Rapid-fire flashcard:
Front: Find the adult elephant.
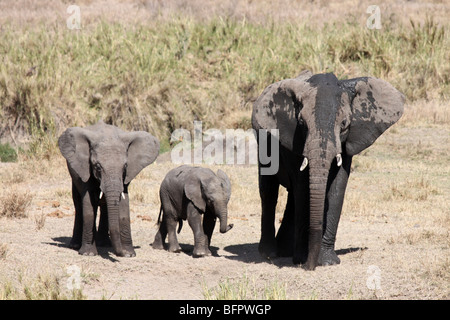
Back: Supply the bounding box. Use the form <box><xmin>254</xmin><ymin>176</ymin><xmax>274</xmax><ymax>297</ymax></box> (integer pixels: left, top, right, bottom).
<box><xmin>59</xmin><ymin>120</ymin><xmax>160</xmax><ymax>257</ymax></box>
<box><xmin>252</xmin><ymin>71</ymin><xmax>404</xmax><ymax>270</ymax></box>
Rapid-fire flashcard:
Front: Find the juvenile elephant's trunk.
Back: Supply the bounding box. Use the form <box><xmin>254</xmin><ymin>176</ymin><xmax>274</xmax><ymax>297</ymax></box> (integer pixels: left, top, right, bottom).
<box><xmin>105</xmin><ymin>188</ymin><xmax>123</xmax><ymax>256</ymax></box>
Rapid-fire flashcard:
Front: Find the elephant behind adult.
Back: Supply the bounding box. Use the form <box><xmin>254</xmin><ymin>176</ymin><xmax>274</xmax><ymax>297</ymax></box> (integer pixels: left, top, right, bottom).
<box><xmin>59</xmin><ymin>120</ymin><xmax>160</xmax><ymax>257</ymax></box>
<box><xmin>252</xmin><ymin>70</ymin><xmax>404</xmax><ymax>270</ymax></box>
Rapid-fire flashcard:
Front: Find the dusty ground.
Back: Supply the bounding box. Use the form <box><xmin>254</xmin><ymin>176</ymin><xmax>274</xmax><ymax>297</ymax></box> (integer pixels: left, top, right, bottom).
<box><xmin>0</xmin><ymin>101</ymin><xmax>449</xmax><ymax>300</ymax></box>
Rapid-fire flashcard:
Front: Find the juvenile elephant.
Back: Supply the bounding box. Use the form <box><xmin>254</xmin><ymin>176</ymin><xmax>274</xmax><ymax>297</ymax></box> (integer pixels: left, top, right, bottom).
<box><xmin>59</xmin><ymin>120</ymin><xmax>159</xmax><ymax>257</ymax></box>
<box><xmin>152</xmin><ymin>165</ymin><xmax>233</xmax><ymax>257</ymax></box>
<box><xmin>252</xmin><ymin>71</ymin><xmax>405</xmax><ymax>270</ymax></box>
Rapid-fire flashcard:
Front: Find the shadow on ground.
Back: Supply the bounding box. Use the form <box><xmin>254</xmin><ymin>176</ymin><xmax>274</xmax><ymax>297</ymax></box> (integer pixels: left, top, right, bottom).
<box><xmin>47</xmin><ymin>237</ymin><xmax>141</xmax><ymax>262</ymax></box>
<box><xmin>223</xmin><ymin>243</ymin><xmax>368</xmax><ymax>267</ymax></box>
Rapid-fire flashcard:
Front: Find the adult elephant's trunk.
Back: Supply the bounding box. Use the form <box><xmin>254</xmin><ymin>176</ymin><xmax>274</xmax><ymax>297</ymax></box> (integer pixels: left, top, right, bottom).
<box><xmin>105</xmin><ymin>187</ymin><xmax>124</xmax><ymax>257</ymax></box>
<box><xmin>304</xmin><ymin>156</ymin><xmax>332</xmax><ymax>270</ymax></box>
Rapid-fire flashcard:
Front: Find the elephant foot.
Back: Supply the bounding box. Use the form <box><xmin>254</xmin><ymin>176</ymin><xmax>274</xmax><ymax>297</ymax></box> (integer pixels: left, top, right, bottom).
<box><xmin>69</xmin><ymin>240</ymin><xmax>81</xmax><ymax>250</ymax></box>
<box><xmin>258</xmin><ymin>238</ymin><xmax>278</xmax><ymax>259</ymax></box>
<box><xmin>152</xmin><ymin>233</ymin><xmax>166</xmax><ymax>250</ymax></box>
<box><xmin>168</xmin><ymin>244</ymin><xmax>182</xmax><ymax>253</ymax></box>
<box><xmin>78</xmin><ymin>244</ymin><xmax>98</xmax><ymax>256</ymax></box>
<box><xmin>318</xmin><ymin>247</ymin><xmax>341</xmax><ymax>266</ymax></box>
<box><xmin>301</xmin><ymin>259</ymin><xmax>318</xmax><ymax>271</ymax></box>
<box><xmin>193</xmin><ymin>247</ymin><xmax>211</xmax><ymax>258</ymax></box>
<box><xmin>121</xmin><ymin>246</ymin><xmax>136</xmax><ymax>258</ymax></box>
<box><xmin>152</xmin><ymin>241</ymin><xmax>165</xmax><ymax>250</ymax></box>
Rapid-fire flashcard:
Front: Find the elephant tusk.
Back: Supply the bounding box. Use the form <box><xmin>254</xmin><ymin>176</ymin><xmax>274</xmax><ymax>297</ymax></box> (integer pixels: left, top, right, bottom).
<box><xmin>99</xmin><ymin>191</ymin><xmax>103</xmax><ymax>199</ymax></box>
<box><xmin>121</xmin><ymin>192</ymin><xmax>125</xmax><ymax>200</ymax></box>
<box><xmin>300</xmin><ymin>157</ymin><xmax>308</xmax><ymax>171</ymax></box>
<box><xmin>336</xmin><ymin>154</ymin><xmax>342</xmax><ymax>167</ymax></box>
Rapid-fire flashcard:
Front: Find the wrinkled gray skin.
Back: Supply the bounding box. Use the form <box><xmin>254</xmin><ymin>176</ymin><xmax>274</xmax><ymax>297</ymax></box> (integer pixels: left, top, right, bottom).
<box><xmin>152</xmin><ymin>165</ymin><xmax>233</xmax><ymax>257</ymax></box>
<box><xmin>252</xmin><ymin>71</ymin><xmax>405</xmax><ymax>270</ymax></box>
<box><xmin>59</xmin><ymin>120</ymin><xmax>159</xmax><ymax>257</ymax></box>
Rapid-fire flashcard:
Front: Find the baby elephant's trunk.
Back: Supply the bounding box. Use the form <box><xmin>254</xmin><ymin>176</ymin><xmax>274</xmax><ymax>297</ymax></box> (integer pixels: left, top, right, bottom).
<box><xmin>217</xmin><ymin>206</ymin><xmax>233</xmax><ymax>233</ymax></box>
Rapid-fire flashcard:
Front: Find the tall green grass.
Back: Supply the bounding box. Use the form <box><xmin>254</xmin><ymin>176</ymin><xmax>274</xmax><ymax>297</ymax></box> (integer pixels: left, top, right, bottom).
<box><xmin>0</xmin><ymin>17</ymin><xmax>448</xmax><ymax>157</ymax></box>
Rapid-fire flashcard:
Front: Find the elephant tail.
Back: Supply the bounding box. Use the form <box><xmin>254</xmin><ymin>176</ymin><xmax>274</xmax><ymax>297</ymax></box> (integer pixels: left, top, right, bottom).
<box><xmin>156</xmin><ymin>205</ymin><xmax>163</xmax><ymax>225</ymax></box>
<box><xmin>177</xmin><ymin>219</ymin><xmax>183</xmax><ymax>234</ymax></box>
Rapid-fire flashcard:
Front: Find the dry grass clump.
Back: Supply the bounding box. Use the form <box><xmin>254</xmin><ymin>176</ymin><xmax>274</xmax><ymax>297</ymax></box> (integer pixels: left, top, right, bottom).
<box><xmin>382</xmin><ymin>177</ymin><xmax>440</xmax><ymax>202</ymax></box>
<box><xmin>0</xmin><ymin>272</ymin><xmax>85</xmax><ymax>300</ymax></box>
<box><xmin>399</xmin><ymin>99</ymin><xmax>450</xmax><ymax>127</ymax></box>
<box><xmin>202</xmin><ymin>273</ymin><xmax>287</xmax><ymax>300</ymax></box>
<box><xmin>33</xmin><ymin>211</ymin><xmax>47</xmax><ymax>230</ymax></box>
<box><xmin>0</xmin><ymin>189</ymin><xmax>33</xmax><ymax>218</ymax></box>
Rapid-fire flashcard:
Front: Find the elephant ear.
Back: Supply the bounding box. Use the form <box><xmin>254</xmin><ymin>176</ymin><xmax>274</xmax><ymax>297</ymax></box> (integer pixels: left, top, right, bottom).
<box><xmin>58</xmin><ymin>127</ymin><xmax>93</xmax><ymax>182</ymax></box>
<box><xmin>184</xmin><ymin>178</ymin><xmax>206</xmax><ymax>213</ymax></box>
<box><xmin>344</xmin><ymin>77</ymin><xmax>405</xmax><ymax>156</ymax></box>
<box><xmin>251</xmin><ymin>70</ymin><xmax>313</xmax><ymax>153</ymax></box>
<box><xmin>216</xmin><ymin>169</ymin><xmax>231</xmax><ymax>202</ymax></box>
<box><xmin>121</xmin><ymin>131</ymin><xmax>160</xmax><ymax>185</ymax></box>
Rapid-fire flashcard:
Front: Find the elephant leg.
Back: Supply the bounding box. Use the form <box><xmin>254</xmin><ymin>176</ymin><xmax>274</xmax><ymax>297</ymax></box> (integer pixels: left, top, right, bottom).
<box><xmin>152</xmin><ymin>215</ymin><xmax>167</xmax><ymax>250</ymax></box>
<box><xmin>119</xmin><ymin>190</ymin><xmax>135</xmax><ymax>257</ymax></box>
<box><xmin>293</xmin><ymin>182</ymin><xmax>310</xmax><ymax>265</ymax></box>
<box><xmin>96</xmin><ymin>197</ymin><xmax>111</xmax><ymax>247</ymax></box>
<box><xmin>166</xmin><ymin>216</ymin><xmax>182</xmax><ymax>253</ymax></box>
<box><xmin>258</xmin><ymin>164</ymin><xmax>280</xmax><ymax>259</ymax></box>
<box><xmin>79</xmin><ymin>190</ymin><xmax>98</xmax><ymax>256</ymax></box>
<box><xmin>70</xmin><ymin>182</ymin><xmax>83</xmax><ymax>250</ymax></box>
<box><xmin>203</xmin><ymin>213</ymin><xmax>216</xmax><ymax>248</ymax></box>
<box><xmin>276</xmin><ymin>191</ymin><xmax>295</xmax><ymax>257</ymax></box>
<box><xmin>161</xmin><ymin>199</ymin><xmax>182</xmax><ymax>253</ymax></box>
<box><xmin>187</xmin><ymin>203</ymin><xmax>210</xmax><ymax>257</ymax></box>
<box><xmin>157</xmin><ymin>192</ymin><xmax>181</xmax><ymax>253</ymax></box>
<box><xmin>152</xmin><ymin>193</ymin><xmax>169</xmax><ymax>250</ymax></box>
<box><xmin>319</xmin><ymin>154</ymin><xmax>352</xmax><ymax>266</ymax></box>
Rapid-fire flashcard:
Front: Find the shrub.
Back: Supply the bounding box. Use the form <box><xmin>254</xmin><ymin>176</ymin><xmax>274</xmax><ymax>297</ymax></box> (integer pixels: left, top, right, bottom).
<box><xmin>0</xmin><ymin>143</ymin><xmax>17</xmax><ymax>162</ymax></box>
<box><xmin>0</xmin><ymin>189</ymin><xmax>33</xmax><ymax>218</ymax></box>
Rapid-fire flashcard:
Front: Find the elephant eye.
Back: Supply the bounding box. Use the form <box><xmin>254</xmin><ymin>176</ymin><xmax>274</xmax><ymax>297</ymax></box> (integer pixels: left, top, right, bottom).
<box><xmin>93</xmin><ymin>163</ymin><xmax>102</xmax><ymax>179</ymax></box>
<box><xmin>123</xmin><ymin>163</ymin><xmax>128</xmax><ymax>179</ymax></box>
<box><xmin>94</xmin><ymin>163</ymin><xmax>102</xmax><ymax>172</ymax></box>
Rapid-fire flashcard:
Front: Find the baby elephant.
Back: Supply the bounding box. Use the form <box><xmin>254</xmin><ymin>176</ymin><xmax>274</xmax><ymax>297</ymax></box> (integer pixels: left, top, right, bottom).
<box><xmin>152</xmin><ymin>165</ymin><xmax>233</xmax><ymax>257</ymax></box>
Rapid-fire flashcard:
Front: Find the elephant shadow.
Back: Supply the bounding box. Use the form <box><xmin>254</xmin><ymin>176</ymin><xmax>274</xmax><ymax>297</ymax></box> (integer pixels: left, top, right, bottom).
<box><xmin>48</xmin><ymin>237</ymin><xmax>140</xmax><ymax>262</ymax></box>
<box><xmin>223</xmin><ymin>243</ymin><xmax>367</xmax><ymax>267</ymax></box>
<box><xmin>223</xmin><ymin>243</ymin><xmax>291</xmax><ymax>267</ymax></box>
<box><xmin>160</xmin><ymin>243</ymin><xmax>221</xmax><ymax>258</ymax></box>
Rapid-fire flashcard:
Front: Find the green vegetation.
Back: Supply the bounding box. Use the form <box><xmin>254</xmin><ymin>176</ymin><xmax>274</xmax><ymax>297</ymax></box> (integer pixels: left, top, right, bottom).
<box><xmin>0</xmin><ymin>16</ymin><xmax>448</xmax><ymax>158</ymax></box>
<box><xmin>0</xmin><ymin>143</ymin><xmax>17</xmax><ymax>162</ymax></box>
